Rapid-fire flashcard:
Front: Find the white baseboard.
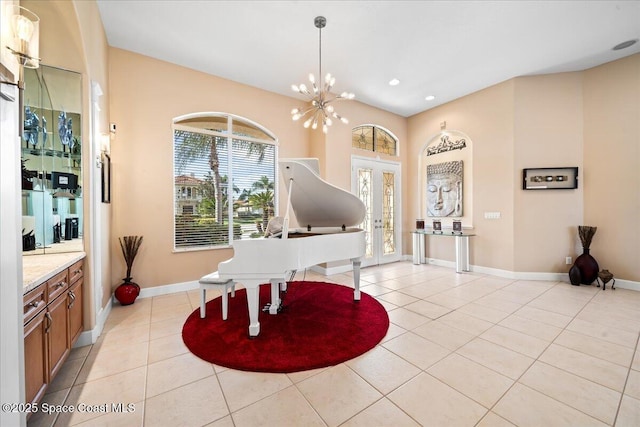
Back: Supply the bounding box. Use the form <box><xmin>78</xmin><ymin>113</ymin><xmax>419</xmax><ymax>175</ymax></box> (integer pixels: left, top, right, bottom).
<box><xmin>311</xmin><ymin>264</ymin><xmax>353</xmax><ymax>276</ymax></box>
<box><xmin>137</xmin><ymin>280</ymin><xmax>199</xmax><ymax>298</ymax></box>
<box><xmin>76</xmin><ymin>281</ymin><xmax>199</xmax><ymax>347</ymax></box>
<box><xmin>405</xmin><ymin>255</ymin><xmax>640</xmax><ymax>290</ymax></box>
<box><xmin>606</xmin><ymin>278</ymin><xmax>640</xmax><ymax>292</ymax></box>
<box><xmin>74</xmin><ymin>298</ymin><xmax>113</xmax><ymax>347</ymax></box>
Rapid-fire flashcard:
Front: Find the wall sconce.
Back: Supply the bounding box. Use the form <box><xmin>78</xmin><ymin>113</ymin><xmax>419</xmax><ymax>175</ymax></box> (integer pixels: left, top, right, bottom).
<box><xmin>6</xmin><ymin>5</ymin><xmax>40</xmax><ymax>69</ymax></box>
<box><xmin>2</xmin><ymin>5</ymin><xmax>40</xmax><ymax>137</ymax></box>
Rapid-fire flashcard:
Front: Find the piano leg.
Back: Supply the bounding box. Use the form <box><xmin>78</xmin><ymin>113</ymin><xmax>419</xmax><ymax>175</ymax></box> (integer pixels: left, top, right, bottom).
<box><xmin>269</xmin><ymin>279</ymin><xmax>282</xmax><ymax>315</ymax></box>
<box><xmin>352</xmin><ymin>258</ymin><xmax>362</xmax><ymax>301</ymax></box>
<box><xmin>243</xmin><ymin>280</ymin><xmax>263</xmax><ymax>337</ymax></box>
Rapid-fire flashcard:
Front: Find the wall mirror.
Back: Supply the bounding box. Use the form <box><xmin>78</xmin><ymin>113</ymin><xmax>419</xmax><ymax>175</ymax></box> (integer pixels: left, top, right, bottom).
<box><xmin>21</xmin><ymin>64</ymin><xmax>83</xmax><ymax>255</ymax></box>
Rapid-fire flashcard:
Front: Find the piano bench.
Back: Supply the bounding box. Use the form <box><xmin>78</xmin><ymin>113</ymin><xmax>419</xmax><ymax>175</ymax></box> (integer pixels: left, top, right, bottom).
<box><xmin>199</xmin><ymin>271</ymin><xmax>236</xmax><ymax>320</ymax></box>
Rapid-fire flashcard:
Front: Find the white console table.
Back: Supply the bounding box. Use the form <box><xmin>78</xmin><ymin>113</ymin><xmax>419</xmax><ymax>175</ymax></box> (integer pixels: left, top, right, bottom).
<box><xmin>412</xmin><ymin>229</ymin><xmax>475</xmax><ymax>273</ymax></box>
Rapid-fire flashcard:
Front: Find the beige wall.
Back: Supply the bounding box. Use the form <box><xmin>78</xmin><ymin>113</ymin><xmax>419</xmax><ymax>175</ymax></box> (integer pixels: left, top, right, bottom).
<box><xmin>108</xmin><ymin>48</ymin><xmax>405</xmax><ymax>289</ymax></box>
<box><xmin>583</xmin><ymin>54</ymin><xmax>640</xmax><ymax>281</ymax></box>
<box><xmin>408</xmin><ymin>80</ymin><xmax>516</xmax><ymax>270</ymax></box>
<box><xmin>18</xmin><ymin>1</ymin><xmax>640</xmax><ymax>295</ymax></box>
<box><xmin>11</xmin><ymin>2</ymin><xmax>639</xmax><ymax>303</ymax></box>
<box><xmin>109</xmin><ymin>48</ymin><xmax>303</xmax><ymax>288</ymax></box>
<box><xmin>408</xmin><ymin>55</ymin><xmax>639</xmax><ymax>281</ymax></box>
<box><xmin>513</xmin><ymin>73</ymin><xmax>584</xmax><ymax>273</ymax></box>
<box><xmin>71</xmin><ymin>0</ymin><xmax>111</xmax><ymax>314</ymax></box>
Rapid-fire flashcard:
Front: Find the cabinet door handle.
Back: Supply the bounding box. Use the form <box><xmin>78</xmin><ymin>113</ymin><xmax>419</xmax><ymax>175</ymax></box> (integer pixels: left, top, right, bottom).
<box><xmin>28</xmin><ymin>300</ymin><xmax>41</xmax><ymax>308</ymax></box>
<box><xmin>68</xmin><ymin>291</ymin><xmax>76</xmax><ymax>308</ymax></box>
<box><xmin>74</xmin><ymin>269</ymin><xmax>82</xmax><ymax>274</ymax></box>
<box><xmin>44</xmin><ymin>312</ymin><xmax>53</xmax><ymax>333</ymax></box>
<box><xmin>56</xmin><ymin>281</ymin><xmax>67</xmax><ymax>289</ymax></box>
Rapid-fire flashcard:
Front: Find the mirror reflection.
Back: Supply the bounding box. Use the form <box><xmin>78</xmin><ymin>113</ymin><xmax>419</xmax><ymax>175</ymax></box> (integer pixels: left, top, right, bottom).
<box><xmin>21</xmin><ymin>64</ymin><xmax>83</xmax><ymax>255</ymax></box>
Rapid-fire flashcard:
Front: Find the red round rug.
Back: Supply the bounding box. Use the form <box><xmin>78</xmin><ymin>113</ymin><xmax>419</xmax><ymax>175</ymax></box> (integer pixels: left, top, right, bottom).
<box><xmin>182</xmin><ymin>281</ymin><xmax>389</xmax><ymax>373</ymax></box>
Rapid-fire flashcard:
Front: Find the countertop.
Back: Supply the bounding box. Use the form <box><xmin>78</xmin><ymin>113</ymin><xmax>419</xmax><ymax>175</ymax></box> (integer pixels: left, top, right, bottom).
<box><xmin>23</xmin><ymin>252</ymin><xmax>86</xmax><ymax>294</ymax></box>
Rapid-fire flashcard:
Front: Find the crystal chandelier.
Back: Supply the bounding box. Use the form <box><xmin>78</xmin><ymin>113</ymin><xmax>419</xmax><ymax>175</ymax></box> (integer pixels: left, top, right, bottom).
<box><xmin>291</xmin><ymin>16</ymin><xmax>354</xmax><ymax>134</ymax></box>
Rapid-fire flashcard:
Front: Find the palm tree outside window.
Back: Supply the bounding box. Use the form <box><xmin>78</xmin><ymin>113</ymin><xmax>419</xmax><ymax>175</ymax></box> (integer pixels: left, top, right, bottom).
<box><xmin>173</xmin><ymin>113</ymin><xmax>278</xmax><ymax>250</ymax></box>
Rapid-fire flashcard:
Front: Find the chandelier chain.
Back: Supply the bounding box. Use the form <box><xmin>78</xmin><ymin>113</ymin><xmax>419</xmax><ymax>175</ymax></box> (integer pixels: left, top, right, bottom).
<box><xmin>318</xmin><ymin>20</ymin><xmax>322</xmax><ymax>86</ymax></box>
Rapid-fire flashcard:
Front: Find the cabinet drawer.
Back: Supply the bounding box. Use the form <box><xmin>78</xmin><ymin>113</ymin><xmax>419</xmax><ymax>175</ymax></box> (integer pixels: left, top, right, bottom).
<box><xmin>23</xmin><ymin>285</ymin><xmax>46</xmax><ymax>325</ymax></box>
<box><xmin>47</xmin><ymin>270</ymin><xmax>68</xmax><ymax>302</ymax></box>
<box><xmin>68</xmin><ymin>259</ymin><xmax>84</xmax><ymax>284</ymax></box>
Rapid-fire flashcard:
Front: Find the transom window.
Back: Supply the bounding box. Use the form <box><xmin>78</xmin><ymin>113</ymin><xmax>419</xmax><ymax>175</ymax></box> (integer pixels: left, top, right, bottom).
<box><xmin>173</xmin><ymin>113</ymin><xmax>277</xmax><ymax>251</ymax></box>
<box><xmin>352</xmin><ymin>125</ymin><xmax>398</xmax><ymax>156</ymax></box>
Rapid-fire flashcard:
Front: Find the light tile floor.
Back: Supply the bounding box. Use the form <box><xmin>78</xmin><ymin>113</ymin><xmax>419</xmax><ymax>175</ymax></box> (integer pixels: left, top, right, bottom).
<box><xmin>28</xmin><ymin>262</ymin><xmax>640</xmax><ymax>427</ymax></box>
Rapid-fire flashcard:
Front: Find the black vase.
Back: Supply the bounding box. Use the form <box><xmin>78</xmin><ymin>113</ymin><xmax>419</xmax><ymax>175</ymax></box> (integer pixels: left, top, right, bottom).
<box><xmin>573</xmin><ymin>248</ymin><xmax>599</xmax><ymax>285</ymax></box>
<box><xmin>569</xmin><ymin>265</ymin><xmax>581</xmax><ymax>286</ymax></box>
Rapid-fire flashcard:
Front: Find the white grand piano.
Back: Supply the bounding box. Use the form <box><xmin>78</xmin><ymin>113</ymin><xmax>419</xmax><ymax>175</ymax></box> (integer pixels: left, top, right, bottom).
<box><xmin>217</xmin><ymin>158</ymin><xmax>366</xmax><ymax>337</ymax></box>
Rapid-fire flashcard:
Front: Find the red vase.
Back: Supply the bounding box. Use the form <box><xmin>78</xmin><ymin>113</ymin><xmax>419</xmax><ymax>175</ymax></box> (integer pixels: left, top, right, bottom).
<box><xmin>114</xmin><ymin>281</ymin><xmax>138</xmax><ymax>305</ymax></box>
<box><xmin>122</xmin><ymin>277</ymin><xmax>141</xmax><ymax>296</ymax></box>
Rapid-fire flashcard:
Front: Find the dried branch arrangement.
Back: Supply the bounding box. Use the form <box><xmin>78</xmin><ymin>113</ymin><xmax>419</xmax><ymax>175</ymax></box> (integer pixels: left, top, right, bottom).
<box><xmin>119</xmin><ymin>235</ymin><xmax>143</xmax><ymax>280</ymax></box>
<box><xmin>578</xmin><ymin>226</ymin><xmax>597</xmax><ymax>249</ymax></box>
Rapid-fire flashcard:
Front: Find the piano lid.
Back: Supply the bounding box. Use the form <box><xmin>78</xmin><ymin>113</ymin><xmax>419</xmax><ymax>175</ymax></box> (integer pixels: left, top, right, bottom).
<box><xmin>279</xmin><ymin>158</ymin><xmax>366</xmax><ymax>228</ymax></box>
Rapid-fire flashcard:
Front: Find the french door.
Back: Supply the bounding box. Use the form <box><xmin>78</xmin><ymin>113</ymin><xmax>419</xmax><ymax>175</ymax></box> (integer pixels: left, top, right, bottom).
<box><xmin>352</xmin><ymin>157</ymin><xmax>402</xmax><ymax>267</ymax></box>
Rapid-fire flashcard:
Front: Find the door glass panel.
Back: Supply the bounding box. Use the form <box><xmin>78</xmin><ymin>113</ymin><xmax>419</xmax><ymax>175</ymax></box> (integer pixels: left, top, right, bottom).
<box><xmin>383</xmin><ymin>171</ymin><xmax>395</xmax><ymax>254</ymax></box>
<box><xmin>357</xmin><ymin>168</ymin><xmax>373</xmax><ymax>259</ymax></box>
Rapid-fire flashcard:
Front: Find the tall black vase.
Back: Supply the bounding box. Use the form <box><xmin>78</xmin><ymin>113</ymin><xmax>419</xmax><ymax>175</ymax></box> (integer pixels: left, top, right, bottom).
<box><xmin>573</xmin><ymin>248</ymin><xmax>599</xmax><ymax>285</ymax></box>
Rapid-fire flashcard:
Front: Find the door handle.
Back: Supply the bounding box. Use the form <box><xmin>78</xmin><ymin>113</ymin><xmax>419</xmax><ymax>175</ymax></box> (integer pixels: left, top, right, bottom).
<box><xmin>68</xmin><ymin>291</ymin><xmax>76</xmax><ymax>309</ymax></box>
<box><xmin>44</xmin><ymin>312</ymin><xmax>53</xmax><ymax>333</ymax></box>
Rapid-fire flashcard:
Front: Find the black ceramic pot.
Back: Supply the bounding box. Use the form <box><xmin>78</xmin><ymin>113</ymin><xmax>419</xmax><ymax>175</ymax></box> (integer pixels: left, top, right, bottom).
<box><xmin>574</xmin><ymin>248</ymin><xmax>599</xmax><ymax>285</ymax></box>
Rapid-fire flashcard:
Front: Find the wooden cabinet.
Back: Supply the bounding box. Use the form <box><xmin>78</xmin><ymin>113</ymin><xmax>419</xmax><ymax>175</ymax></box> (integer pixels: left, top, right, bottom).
<box><xmin>23</xmin><ymin>258</ymin><xmax>84</xmax><ymax>407</ymax></box>
<box><xmin>23</xmin><ymin>283</ymin><xmax>46</xmax><ymax>324</ymax></box>
<box><xmin>24</xmin><ymin>310</ymin><xmax>48</xmax><ymax>406</ymax></box>
<box><xmin>47</xmin><ymin>290</ymin><xmax>70</xmax><ymax>379</ymax></box>
<box><xmin>47</xmin><ymin>270</ymin><xmax>68</xmax><ymax>304</ymax></box>
<box><xmin>68</xmin><ymin>260</ymin><xmax>84</xmax><ymax>346</ymax></box>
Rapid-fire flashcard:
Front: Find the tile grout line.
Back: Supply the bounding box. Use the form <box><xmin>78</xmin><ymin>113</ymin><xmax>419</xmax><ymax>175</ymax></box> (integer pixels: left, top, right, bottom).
<box><xmin>612</xmin><ymin>330</ymin><xmax>640</xmax><ymax>426</ymax></box>
<box><xmin>479</xmin><ymin>282</ymin><xmax>627</xmax><ymax>426</ymax></box>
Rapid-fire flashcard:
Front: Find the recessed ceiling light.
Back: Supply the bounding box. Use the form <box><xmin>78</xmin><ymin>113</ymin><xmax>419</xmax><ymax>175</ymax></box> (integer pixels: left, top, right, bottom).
<box><xmin>425</xmin><ymin>95</ymin><xmax>435</xmax><ymax>101</ymax></box>
<box><xmin>613</xmin><ymin>39</ymin><xmax>638</xmax><ymax>51</ymax></box>
<box><xmin>389</xmin><ymin>78</ymin><xmax>400</xmax><ymax>86</ymax></box>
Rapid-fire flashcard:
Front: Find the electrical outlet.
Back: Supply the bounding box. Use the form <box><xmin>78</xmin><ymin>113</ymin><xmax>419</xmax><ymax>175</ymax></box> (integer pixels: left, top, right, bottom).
<box><xmin>484</xmin><ymin>212</ymin><xmax>501</xmax><ymax>219</ymax></box>
<box><xmin>565</xmin><ymin>256</ymin><xmax>572</xmax><ymax>265</ymax></box>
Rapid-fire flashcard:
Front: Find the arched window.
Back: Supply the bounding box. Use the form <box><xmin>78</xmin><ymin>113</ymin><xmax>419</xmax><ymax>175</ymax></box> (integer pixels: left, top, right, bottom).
<box><xmin>352</xmin><ymin>125</ymin><xmax>398</xmax><ymax>156</ymax></box>
<box><xmin>173</xmin><ymin>113</ymin><xmax>278</xmax><ymax>250</ymax></box>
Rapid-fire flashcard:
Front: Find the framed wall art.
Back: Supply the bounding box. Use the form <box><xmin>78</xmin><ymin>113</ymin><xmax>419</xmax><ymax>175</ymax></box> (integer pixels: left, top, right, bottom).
<box><xmin>523</xmin><ymin>167</ymin><xmax>578</xmax><ymax>190</ymax></box>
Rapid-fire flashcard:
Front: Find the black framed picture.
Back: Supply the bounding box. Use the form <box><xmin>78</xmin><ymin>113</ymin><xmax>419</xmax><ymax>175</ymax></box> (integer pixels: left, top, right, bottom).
<box><xmin>453</xmin><ymin>220</ymin><xmax>462</xmax><ymax>233</ymax></box>
<box><xmin>101</xmin><ymin>152</ymin><xmax>111</xmax><ymax>203</ymax></box>
<box><xmin>523</xmin><ymin>167</ymin><xmax>578</xmax><ymax>190</ymax></box>
<box><xmin>432</xmin><ymin>219</ymin><xmax>442</xmax><ymax>232</ymax></box>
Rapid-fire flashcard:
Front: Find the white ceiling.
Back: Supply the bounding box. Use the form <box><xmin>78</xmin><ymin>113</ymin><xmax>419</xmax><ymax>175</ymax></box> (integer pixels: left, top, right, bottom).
<box><xmin>96</xmin><ymin>0</ymin><xmax>640</xmax><ymax>118</ymax></box>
